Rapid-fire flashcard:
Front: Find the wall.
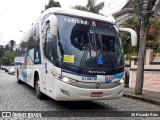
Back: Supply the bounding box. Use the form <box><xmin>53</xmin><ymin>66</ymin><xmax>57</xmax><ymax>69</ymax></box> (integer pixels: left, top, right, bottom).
<box><xmin>129</xmin><ymin>49</ymin><xmax>160</xmax><ymax>92</ymax></box>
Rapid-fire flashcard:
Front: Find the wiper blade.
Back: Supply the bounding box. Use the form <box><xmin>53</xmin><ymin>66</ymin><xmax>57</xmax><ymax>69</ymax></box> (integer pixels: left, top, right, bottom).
<box><xmin>79</xmin><ymin>44</ymin><xmax>90</xmax><ymax>68</ymax></box>
<box><xmin>79</xmin><ymin>33</ymin><xmax>92</xmax><ymax>69</ymax></box>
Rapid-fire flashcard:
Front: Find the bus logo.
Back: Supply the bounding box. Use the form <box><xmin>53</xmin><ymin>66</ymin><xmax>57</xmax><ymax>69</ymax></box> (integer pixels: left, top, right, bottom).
<box><xmin>95</xmin><ymin>83</ymin><xmax>100</xmax><ymax>88</ymax></box>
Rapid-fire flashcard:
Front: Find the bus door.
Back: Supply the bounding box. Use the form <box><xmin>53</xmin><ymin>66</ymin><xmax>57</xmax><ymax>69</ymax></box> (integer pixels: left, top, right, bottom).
<box><xmin>43</xmin><ymin>24</ymin><xmax>55</xmax><ymax>97</ymax></box>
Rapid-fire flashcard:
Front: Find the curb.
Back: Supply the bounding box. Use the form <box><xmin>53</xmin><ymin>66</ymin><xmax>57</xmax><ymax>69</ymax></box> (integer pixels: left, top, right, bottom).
<box><xmin>123</xmin><ymin>93</ymin><xmax>160</xmax><ymax>105</ymax></box>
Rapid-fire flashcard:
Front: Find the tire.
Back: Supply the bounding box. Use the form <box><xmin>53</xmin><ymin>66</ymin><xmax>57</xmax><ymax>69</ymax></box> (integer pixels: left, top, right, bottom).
<box><xmin>35</xmin><ymin>77</ymin><xmax>44</xmax><ymax>100</ymax></box>
<box><xmin>17</xmin><ymin>71</ymin><xmax>22</xmax><ymax>84</ymax></box>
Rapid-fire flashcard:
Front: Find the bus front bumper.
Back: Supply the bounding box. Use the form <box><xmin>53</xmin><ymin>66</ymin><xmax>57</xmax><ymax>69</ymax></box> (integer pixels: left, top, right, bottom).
<box><xmin>53</xmin><ymin>79</ymin><xmax>124</xmax><ymax>101</ymax></box>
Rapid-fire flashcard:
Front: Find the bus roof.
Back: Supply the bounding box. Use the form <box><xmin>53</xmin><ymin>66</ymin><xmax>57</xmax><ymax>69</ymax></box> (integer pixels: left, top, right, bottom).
<box><xmin>41</xmin><ymin>7</ymin><xmax>116</xmax><ymax>24</ymax></box>
<box><xmin>22</xmin><ymin>7</ymin><xmax>116</xmax><ymax>41</ymax></box>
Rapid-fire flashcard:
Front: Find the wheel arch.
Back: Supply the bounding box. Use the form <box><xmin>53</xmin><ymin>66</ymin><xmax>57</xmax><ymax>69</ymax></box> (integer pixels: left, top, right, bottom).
<box><xmin>34</xmin><ymin>71</ymin><xmax>39</xmax><ymax>88</ymax></box>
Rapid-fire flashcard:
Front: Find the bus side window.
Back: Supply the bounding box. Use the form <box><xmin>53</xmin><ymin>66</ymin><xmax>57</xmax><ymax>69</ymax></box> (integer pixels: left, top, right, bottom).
<box><xmin>44</xmin><ymin>27</ymin><xmax>54</xmax><ymax>62</ymax></box>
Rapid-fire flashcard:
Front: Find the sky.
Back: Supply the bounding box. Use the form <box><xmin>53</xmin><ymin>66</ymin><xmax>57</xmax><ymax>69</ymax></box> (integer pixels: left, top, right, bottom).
<box><xmin>0</xmin><ymin>0</ymin><xmax>127</xmax><ymax>46</ymax></box>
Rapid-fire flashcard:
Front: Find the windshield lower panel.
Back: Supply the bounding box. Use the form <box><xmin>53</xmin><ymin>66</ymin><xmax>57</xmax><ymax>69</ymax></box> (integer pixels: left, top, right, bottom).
<box><xmin>56</xmin><ymin>15</ymin><xmax>124</xmax><ymax>72</ymax></box>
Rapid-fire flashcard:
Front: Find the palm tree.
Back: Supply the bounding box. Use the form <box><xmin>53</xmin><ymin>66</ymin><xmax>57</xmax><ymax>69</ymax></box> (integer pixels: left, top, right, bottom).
<box><xmin>120</xmin><ymin>17</ymin><xmax>140</xmax><ymax>58</ymax></box>
<box><xmin>45</xmin><ymin>0</ymin><xmax>61</xmax><ymax>10</ymax></box>
<box><xmin>73</xmin><ymin>6</ymin><xmax>88</xmax><ymax>12</ymax></box>
<box><xmin>72</xmin><ymin>0</ymin><xmax>104</xmax><ymax>14</ymax></box>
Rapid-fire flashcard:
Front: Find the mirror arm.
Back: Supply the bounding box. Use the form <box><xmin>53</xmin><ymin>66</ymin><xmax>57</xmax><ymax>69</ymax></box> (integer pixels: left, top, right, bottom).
<box><xmin>119</xmin><ymin>28</ymin><xmax>137</xmax><ymax>46</ymax></box>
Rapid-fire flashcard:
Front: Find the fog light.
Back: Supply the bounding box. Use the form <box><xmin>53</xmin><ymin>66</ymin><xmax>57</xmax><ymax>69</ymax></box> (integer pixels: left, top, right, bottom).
<box><xmin>61</xmin><ymin>89</ymin><xmax>70</xmax><ymax>97</ymax></box>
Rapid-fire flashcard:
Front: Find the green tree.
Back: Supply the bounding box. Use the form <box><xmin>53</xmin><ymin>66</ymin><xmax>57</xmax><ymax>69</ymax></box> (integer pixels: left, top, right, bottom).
<box><xmin>0</xmin><ymin>51</ymin><xmax>18</xmax><ymax>65</ymax></box>
<box><xmin>5</xmin><ymin>44</ymin><xmax>11</xmax><ymax>52</ymax></box>
<box><xmin>45</xmin><ymin>0</ymin><xmax>61</xmax><ymax>10</ymax></box>
<box><xmin>121</xmin><ymin>17</ymin><xmax>140</xmax><ymax>59</ymax></box>
<box><xmin>147</xmin><ymin>17</ymin><xmax>160</xmax><ymax>42</ymax></box>
<box><xmin>72</xmin><ymin>0</ymin><xmax>104</xmax><ymax>14</ymax></box>
<box><xmin>121</xmin><ymin>16</ymin><xmax>160</xmax><ymax>55</ymax></box>
<box><xmin>0</xmin><ymin>45</ymin><xmax>5</xmax><ymax>59</ymax></box>
<box><xmin>8</xmin><ymin>40</ymin><xmax>16</xmax><ymax>52</ymax></box>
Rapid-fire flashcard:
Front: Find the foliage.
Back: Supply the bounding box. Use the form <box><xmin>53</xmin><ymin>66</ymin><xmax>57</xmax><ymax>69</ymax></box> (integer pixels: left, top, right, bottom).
<box><xmin>120</xmin><ymin>17</ymin><xmax>140</xmax><ymax>59</ymax></box>
<box><xmin>120</xmin><ymin>32</ymin><xmax>137</xmax><ymax>60</ymax></box>
<box><xmin>0</xmin><ymin>45</ymin><xmax>5</xmax><ymax>59</ymax></box>
<box><xmin>72</xmin><ymin>5</ymin><xmax>88</xmax><ymax>11</ymax></box>
<box><xmin>147</xmin><ymin>16</ymin><xmax>160</xmax><ymax>41</ymax></box>
<box><xmin>0</xmin><ymin>40</ymin><xmax>20</xmax><ymax>65</ymax></box>
<box><xmin>121</xmin><ymin>16</ymin><xmax>160</xmax><ymax>59</ymax></box>
<box><xmin>45</xmin><ymin>0</ymin><xmax>61</xmax><ymax>10</ymax></box>
<box><xmin>0</xmin><ymin>51</ymin><xmax>19</xmax><ymax>65</ymax></box>
<box><xmin>146</xmin><ymin>40</ymin><xmax>160</xmax><ymax>52</ymax></box>
<box><xmin>72</xmin><ymin>0</ymin><xmax>104</xmax><ymax>14</ymax></box>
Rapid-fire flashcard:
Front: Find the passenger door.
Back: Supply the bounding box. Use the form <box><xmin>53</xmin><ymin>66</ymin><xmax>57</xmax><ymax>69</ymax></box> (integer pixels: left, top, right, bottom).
<box><xmin>43</xmin><ymin>26</ymin><xmax>55</xmax><ymax>98</ymax></box>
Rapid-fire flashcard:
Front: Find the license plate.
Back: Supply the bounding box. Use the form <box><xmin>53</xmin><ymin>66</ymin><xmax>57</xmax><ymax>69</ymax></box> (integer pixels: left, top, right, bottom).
<box><xmin>91</xmin><ymin>92</ymin><xmax>103</xmax><ymax>97</ymax></box>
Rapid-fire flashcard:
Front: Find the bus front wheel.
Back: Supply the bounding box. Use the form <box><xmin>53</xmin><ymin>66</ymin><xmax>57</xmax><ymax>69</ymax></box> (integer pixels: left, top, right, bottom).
<box><xmin>35</xmin><ymin>77</ymin><xmax>44</xmax><ymax>100</ymax></box>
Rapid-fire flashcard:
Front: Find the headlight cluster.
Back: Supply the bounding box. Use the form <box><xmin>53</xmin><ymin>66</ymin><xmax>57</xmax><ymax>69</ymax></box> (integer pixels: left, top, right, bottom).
<box><xmin>116</xmin><ymin>78</ymin><xmax>125</xmax><ymax>84</ymax></box>
<box><xmin>51</xmin><ymin>71</ymin><xmax>76</xmax><ymax>84</ymax></box>
<box><xmin>61</xmin><ymin>77</ymin><xmax>76</xmax><ymax>84</ymax></box>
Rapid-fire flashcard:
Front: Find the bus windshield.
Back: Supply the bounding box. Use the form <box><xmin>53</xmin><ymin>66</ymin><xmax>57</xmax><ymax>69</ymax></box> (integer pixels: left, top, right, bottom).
<box><xmin>56</xmin><ymin>15</ymin><xmax>124</xmax><ymax>70</ymax></box>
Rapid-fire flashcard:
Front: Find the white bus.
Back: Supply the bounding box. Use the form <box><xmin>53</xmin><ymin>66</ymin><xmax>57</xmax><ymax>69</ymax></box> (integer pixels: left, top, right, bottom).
<box><xmin>15</xmin><ymin>7</ymin><xmax>137</xmax><ymax>101</ymax></box>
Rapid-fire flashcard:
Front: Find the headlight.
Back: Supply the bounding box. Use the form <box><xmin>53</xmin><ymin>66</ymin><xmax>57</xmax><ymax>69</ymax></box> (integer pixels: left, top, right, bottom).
<box><xmin>51</xmin><ymin>71</ymin><xmax>76</xmax><ymax>84</ymax></box>
<box><xmin>62</xmin><ymin>77</ymin><xmax>76</xmax><ymax>84</ymax></box>
<box><xmin>116</xmin><ymin>78</ymin><xmax>125</xmax><ymax>84</ymax></box>
<box><xmin>62</xmin><ymin>77</ymin><xmax>69</xmax><ymax>83</ymax></box>
<box><xmin>120</xmin><ymin>79</ymin><xmax>124</xmax><ymax>84</ymax></box>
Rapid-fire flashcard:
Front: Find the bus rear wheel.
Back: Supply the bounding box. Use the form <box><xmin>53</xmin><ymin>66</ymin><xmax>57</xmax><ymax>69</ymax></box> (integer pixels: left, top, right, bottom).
<box><xmin>17</xmin><ymin>71</ymin><xmax>22</xmax><ymax>84</ymax></box>
<box><xmin>35</xmin><ymin>77</ymin><xmax>44</xmax><ymax>100</ymax></box>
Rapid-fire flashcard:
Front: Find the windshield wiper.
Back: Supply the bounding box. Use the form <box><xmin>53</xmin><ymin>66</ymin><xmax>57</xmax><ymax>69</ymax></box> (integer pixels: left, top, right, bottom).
<box><xmin>79</xmin><ymin>44</ymin><xmax>90</xmax><ymax>69</ymax></box>
<box><xmin>79</xmin><ymin>33</ymin><xmax>92</xmax><ymax>70</ymax></box>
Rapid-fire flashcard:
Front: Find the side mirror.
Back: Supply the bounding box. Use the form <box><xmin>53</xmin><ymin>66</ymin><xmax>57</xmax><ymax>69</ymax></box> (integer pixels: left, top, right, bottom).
<box><xmin>119</xmin><ymin>28</ymin><xmax>137</xmax><ymax>46</ymax></box>
<box><xmin>46</xmin><ymin>15</ymin><xmax>58</xmax><ymax>36</ymax></box>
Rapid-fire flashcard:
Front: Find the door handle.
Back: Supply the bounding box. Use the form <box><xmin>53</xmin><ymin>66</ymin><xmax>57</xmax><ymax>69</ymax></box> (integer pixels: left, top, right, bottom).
<box><xmin>46</xmin><ymin>70</ymin><xmax>47</xmax><ymax>74</ymax></box>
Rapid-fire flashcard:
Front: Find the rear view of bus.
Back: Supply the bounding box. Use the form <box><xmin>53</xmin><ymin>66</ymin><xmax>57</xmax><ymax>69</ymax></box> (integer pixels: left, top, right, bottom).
<box><xmin>16</xmin><ymin>8</ymin><xmax>137</xmax><ymax>101</ymax></box>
